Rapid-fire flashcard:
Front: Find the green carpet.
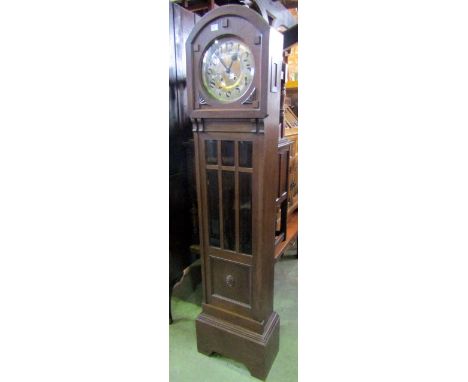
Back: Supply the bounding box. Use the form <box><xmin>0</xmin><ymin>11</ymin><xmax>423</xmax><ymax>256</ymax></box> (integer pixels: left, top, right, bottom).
<box><xmin>170</xmin><ymin>257</ymin><xmax>298</xmax><ymax>381</ymax></box>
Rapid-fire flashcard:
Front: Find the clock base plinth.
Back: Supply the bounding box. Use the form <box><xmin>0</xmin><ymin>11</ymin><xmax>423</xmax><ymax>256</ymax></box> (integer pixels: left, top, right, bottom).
<box><xmin>196</xmin><ymin>310</ymin><xmax>280</xmax><ymax>380</ymax></box>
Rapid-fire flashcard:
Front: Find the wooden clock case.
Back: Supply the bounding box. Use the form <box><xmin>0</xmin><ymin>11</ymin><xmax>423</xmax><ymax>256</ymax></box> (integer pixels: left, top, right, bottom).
<box><xmin>186</xmin><ymin>5</ymin><xmax>284</xmax><ymax>379</ymax></box>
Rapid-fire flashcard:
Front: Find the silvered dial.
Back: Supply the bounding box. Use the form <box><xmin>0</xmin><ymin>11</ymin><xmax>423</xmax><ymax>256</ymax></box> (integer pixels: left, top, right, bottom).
<box><xmin>202</xmin><ymin>38</ymin><xmax>255</xmax><ymax>103</ymax></box>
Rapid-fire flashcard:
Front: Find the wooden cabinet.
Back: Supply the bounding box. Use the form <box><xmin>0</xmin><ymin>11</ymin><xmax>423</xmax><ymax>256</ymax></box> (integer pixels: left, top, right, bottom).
<box><xmin>169</xmin><ymin>3</ymin><xmax>201</xmax><ymax>324</ymax></box>
<box><xmin>273</xmin><ymin>39</ymin><xmax>298</xmax><ymax>261</ymax></box>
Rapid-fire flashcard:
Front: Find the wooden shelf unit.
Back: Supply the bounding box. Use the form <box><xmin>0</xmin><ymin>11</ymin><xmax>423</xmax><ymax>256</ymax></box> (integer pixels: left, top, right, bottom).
<box><xmin>274</xmin><ymin>209</ymin><xmax>298</xmax><ymax>260</ymax></box>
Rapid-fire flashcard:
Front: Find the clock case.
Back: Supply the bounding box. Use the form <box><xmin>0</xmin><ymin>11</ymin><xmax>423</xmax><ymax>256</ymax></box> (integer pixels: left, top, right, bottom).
<box><xmin>186</xmin><ymin>5</ymin><xmax>281</xmax><ymax>119</ymax></box>
<box><xmin>186</xmin><ymin>5</ymin><xmax>284</xmax><ymax>380</ymax></box>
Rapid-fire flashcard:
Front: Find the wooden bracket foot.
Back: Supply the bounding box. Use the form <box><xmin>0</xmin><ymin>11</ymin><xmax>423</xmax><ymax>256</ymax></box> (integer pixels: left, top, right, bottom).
<box><xmin>196</xmin><ymin>311</ymin><xmax>280</xmax><ymax>380</ymax></box>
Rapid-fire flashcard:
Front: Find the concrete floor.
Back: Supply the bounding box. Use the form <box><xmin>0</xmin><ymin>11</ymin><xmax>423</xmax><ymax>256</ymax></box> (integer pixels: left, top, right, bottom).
<box><xmin>170</xmin><ymin>257</ymin><xmax>298</xmax><ymax>381</ymax></box>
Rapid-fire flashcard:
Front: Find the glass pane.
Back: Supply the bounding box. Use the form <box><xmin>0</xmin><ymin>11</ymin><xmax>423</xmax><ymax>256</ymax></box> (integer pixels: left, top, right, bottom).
<box><xmin>238</xmin><ymin>141</ymin><xmax>252</xmax><ymax>168</ymax></box>
<box><xmin>206</xmin><ymin>170</ymin><xmax>220</xmax><ymax>247</ymax></box>
<box><xmin>222</xmin><ymin>171</ymin><xmax>235</xmax><ymax>251</ymax></box>
<box><xmin>239</xmin><ymin>172</ymin><xmax>252</xmax><ymax>254</ymax></box>
<box><xmin>221</xmin><ymin>141</ymin><xmax>234</xmax><ymax>166</ymax></box>
<box><xmin>205</xmin><ymin>140</ymin><xmax>218</xmax><ymax>164</ymax></box>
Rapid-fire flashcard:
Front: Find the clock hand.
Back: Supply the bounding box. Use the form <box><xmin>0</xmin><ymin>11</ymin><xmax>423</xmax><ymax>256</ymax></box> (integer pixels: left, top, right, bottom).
<box><xmin>214</xmin><ymin>52</ymin><xmax>229</xmax><ymax>71</ymax></box>
<box><xmin>228</xmin><ymin>53</ymin><xmax>238</xmax><ymax>71</ymax></box>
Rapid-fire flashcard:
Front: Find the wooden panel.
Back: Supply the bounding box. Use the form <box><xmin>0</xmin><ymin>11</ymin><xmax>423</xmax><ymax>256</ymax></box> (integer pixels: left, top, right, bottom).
<box><xmin>201</xmin><ymin>303</ymin><xmax>264</xmax><ymax>334</ymax></box>
<box><xmin>208</xmin><ymin>246</ymin><xmax>252</xmax><ymax>266</ymax></box>
<box><xmin>211</xmin><ymin>256</ymin><xmax>252</xmax><ymax>307</ymax></box>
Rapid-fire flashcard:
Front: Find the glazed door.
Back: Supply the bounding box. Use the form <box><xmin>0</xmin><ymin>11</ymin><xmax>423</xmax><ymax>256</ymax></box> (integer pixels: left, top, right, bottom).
<box><xmin>198</xmin><ymin>132</ymin><xmax>258</xmax><ymax>318</ymax></box>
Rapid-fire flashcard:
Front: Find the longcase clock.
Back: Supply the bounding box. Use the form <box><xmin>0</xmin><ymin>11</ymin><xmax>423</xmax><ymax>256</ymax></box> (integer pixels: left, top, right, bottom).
<box><xmin>186</xmin><ymin>5</ymin><xmax>284</xmax><ymax>379</ymax></box>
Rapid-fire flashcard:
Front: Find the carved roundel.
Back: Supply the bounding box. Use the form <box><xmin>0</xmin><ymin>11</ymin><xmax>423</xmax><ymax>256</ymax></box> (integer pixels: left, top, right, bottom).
<box><xmin>225</xmin><ymin>274</ymin><xmax>235</xmax><ymax>288</ymax></box>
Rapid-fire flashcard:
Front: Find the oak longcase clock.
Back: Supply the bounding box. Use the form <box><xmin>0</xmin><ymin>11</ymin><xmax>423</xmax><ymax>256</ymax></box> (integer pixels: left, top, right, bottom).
<box><xmin>186</xmin><ymin>5</ymin><xmax>283</xmax><ymax>379</ymax></box>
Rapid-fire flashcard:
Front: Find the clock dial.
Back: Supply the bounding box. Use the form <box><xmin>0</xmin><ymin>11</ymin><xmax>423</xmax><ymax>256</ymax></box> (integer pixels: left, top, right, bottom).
<box><xmin>202</xmin><ymin>38</ymin><xmax>255</xmax><ymax>103</ymax></box>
